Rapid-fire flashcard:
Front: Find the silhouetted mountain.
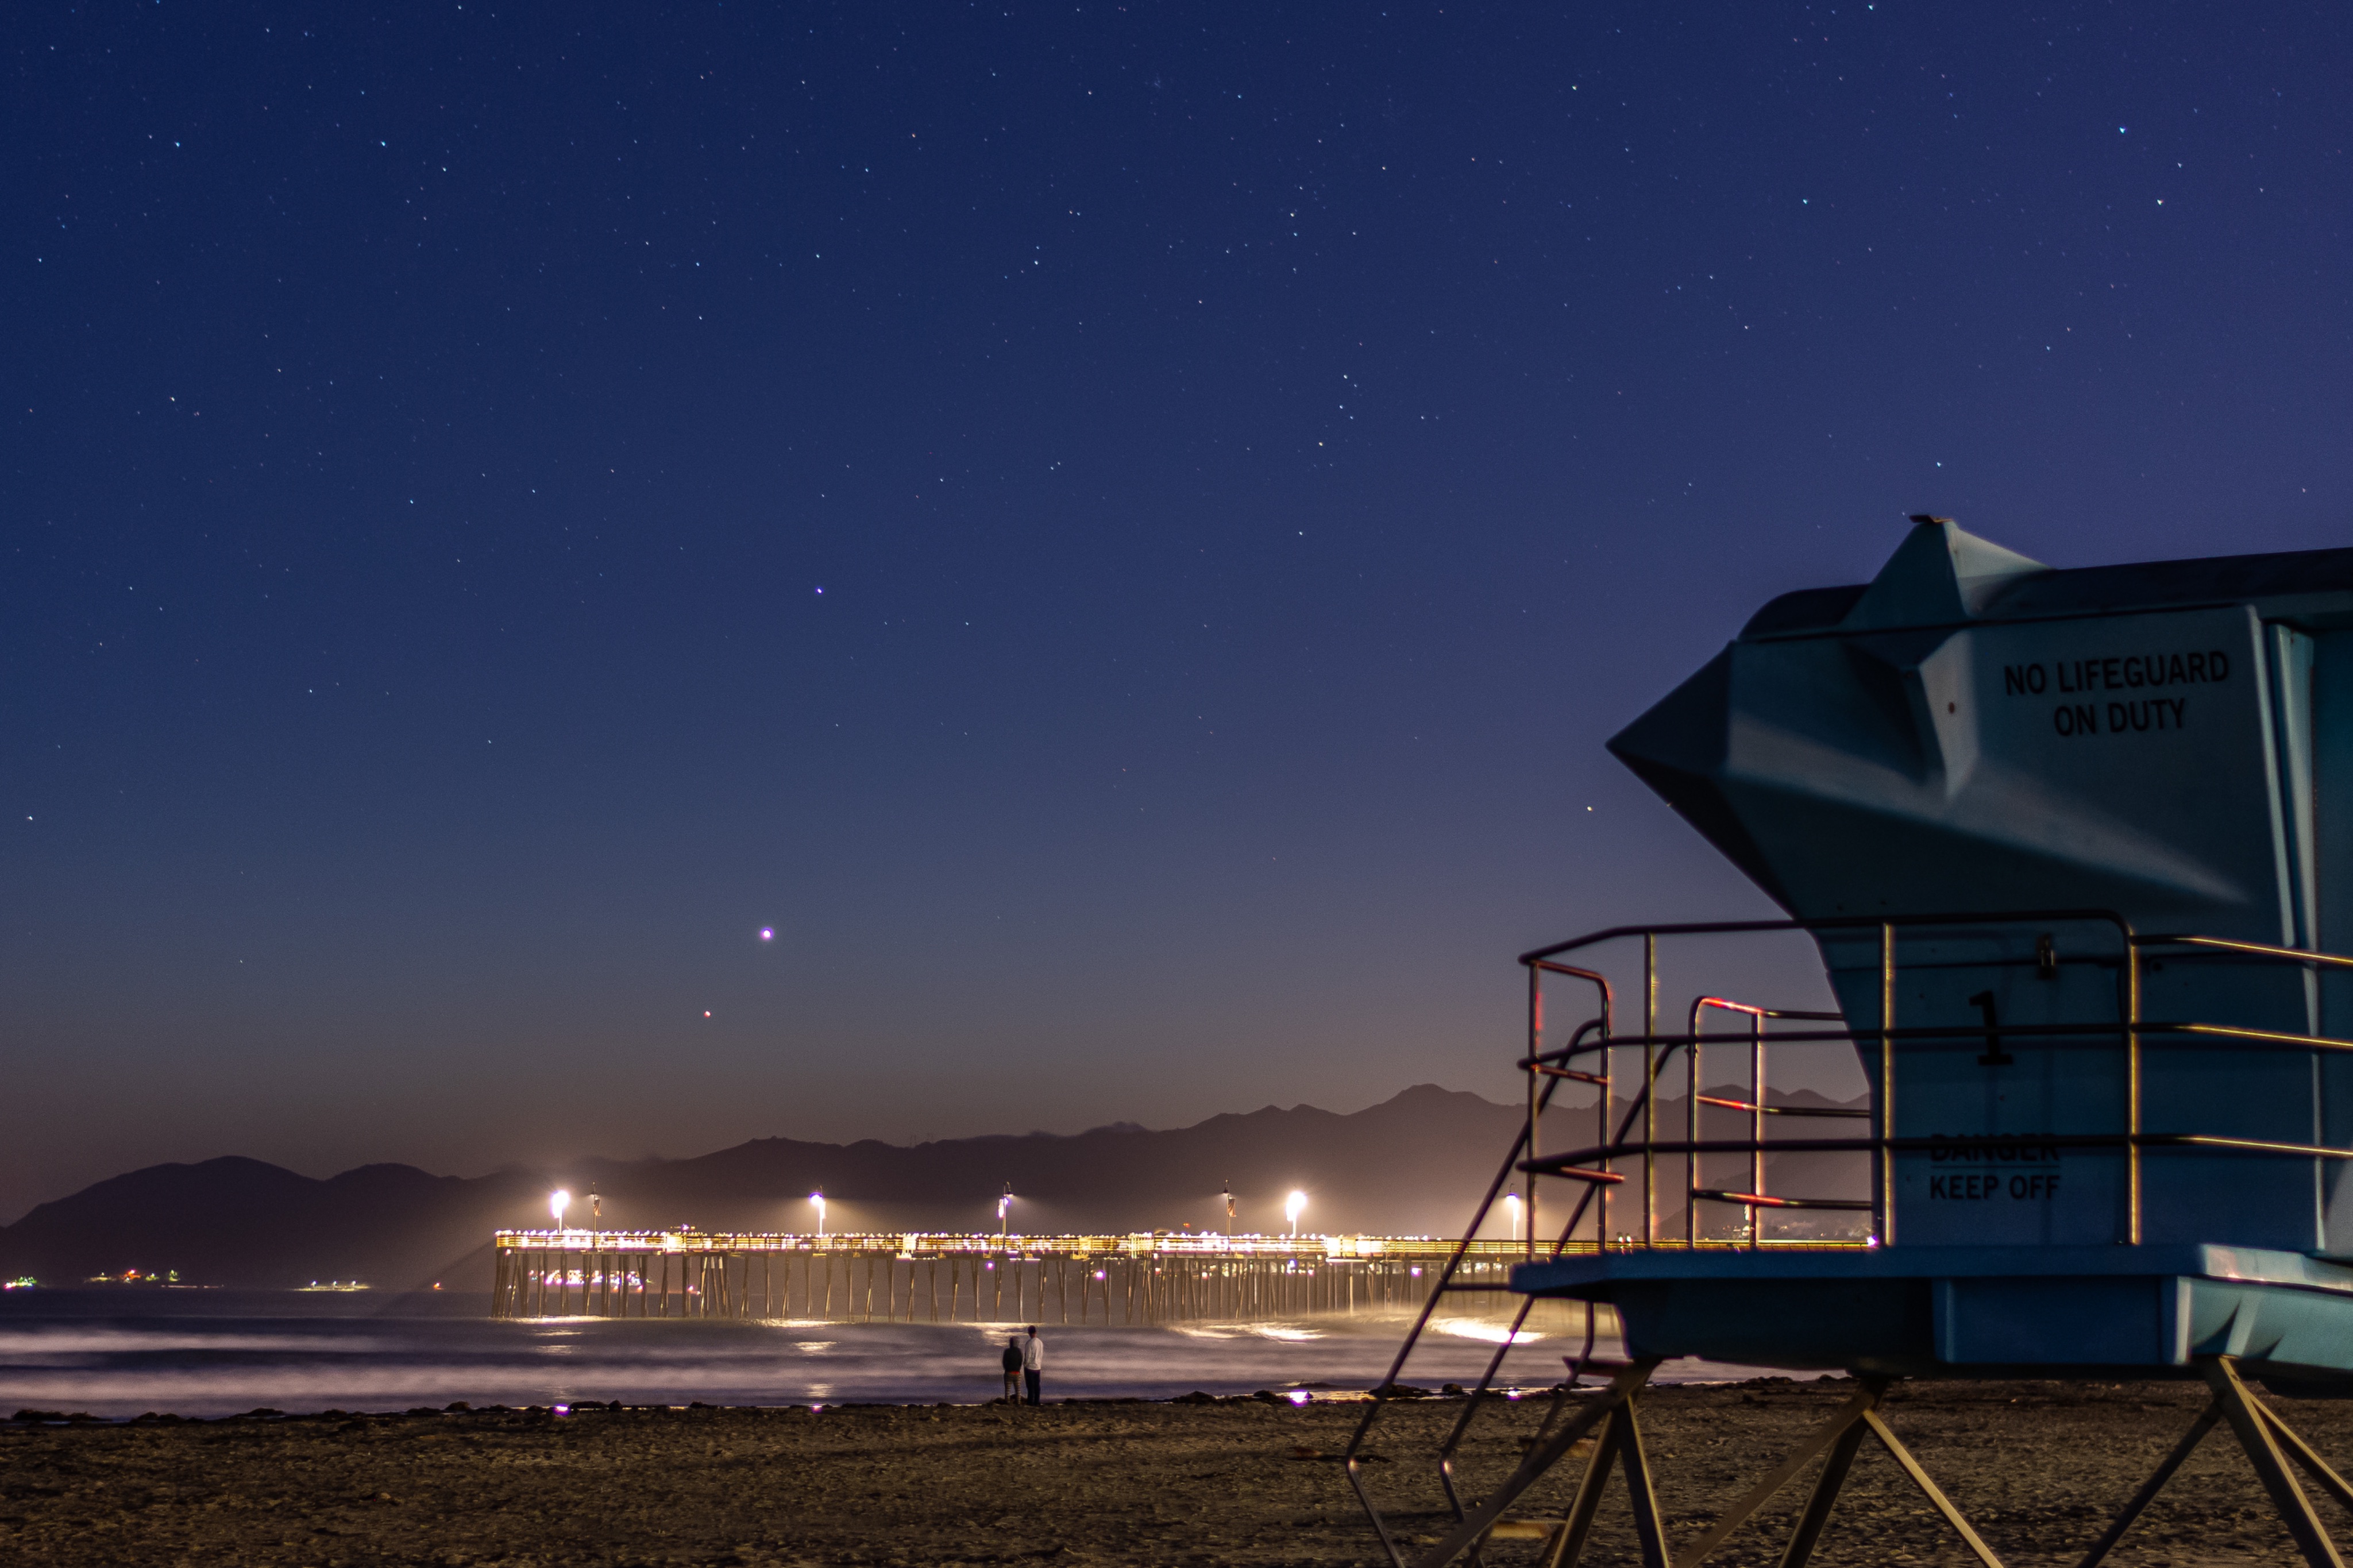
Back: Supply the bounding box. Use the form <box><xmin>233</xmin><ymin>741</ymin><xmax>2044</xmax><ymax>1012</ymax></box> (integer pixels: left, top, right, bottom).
<box><xmin>0</xmin><ymin>1085</ymin><xmax>1532</xmax><ymax>1291</ymax></box>
<box><xmin>0</xmin><ymin>1156</ymin><xmax>546</xmax><ymax>1296</ymax></box>
<box><xmin>0</xmin><ymin>1082</ymin><xmax>1875</xmax><ymax>1290</ymax></box>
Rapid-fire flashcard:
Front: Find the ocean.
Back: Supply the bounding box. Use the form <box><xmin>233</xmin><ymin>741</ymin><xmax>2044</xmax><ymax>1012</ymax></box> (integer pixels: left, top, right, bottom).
<box><xmin>0</xmin><ymin>1291</ymin><xmax>1769</xmax><ymax>1418</ymax></box>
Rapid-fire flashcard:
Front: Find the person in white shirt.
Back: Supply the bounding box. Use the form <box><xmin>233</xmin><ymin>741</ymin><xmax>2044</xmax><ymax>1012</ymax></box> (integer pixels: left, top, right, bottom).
<box><xmin>1022</xmin><ymin>1325</ymin><xmax>1043</xmax><ymax>1406</ymax></box>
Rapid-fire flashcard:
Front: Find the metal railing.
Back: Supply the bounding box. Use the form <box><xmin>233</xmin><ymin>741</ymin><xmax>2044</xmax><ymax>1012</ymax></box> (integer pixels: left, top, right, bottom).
<box><xmin>489</xmin><ymin>1229</ymin><xmax>1498</xmax><ymax>1260</ymax></box>
<box><xmin>1344</xmin><ymin>908</ymin><xmax>2353</xmax><ymax>1568</ymax></box>
<box><xmin>1517</xmin><ymin>912</ymin><xmax>2353</xmax><ymax>1253</ymax></box>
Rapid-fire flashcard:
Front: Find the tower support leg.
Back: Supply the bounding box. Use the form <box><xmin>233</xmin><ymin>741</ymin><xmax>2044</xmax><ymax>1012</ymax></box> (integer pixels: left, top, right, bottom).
<box><xmin>2072</xmin><ymin>1399</ymin><xmax>2221</xmax><ymax>1567</ymax></box>
<box><xmin>1665</xmin><ymin>1376</ymin><xmax>2004</xmax><ymax>1568</ymax></box>
<box><xmin>1534</xmin><ymin>1399</ymin><xmax>1670</xmax><ymax>1568</ymax></box>
<box><xmin>1775</xmin><ymin>1411</ymin><xmax>1871</xmax><ymax>1568</ymax></box>
<box><xmin>1540</xmin><ymin>1406</ymin><xmax>1622</xmax><ymax>1568</ymax></box>
<box><xmin>1859</xmin><ymin>1409</ymin><xmax>2005</xmax><ymax>1567</ymax></box>
<box><xmin>2259</xmin><ymin>1393</ymin><xmax>2353</xmax><ymax>1514</ymax></box>
<box><xmin>1668</xmin><ymin>1384</ymin><xmax>1881</xmax><ymax>1568</ymax></box>
<box><xmin>1409</xmin><ymin>1360</ymin><xmax>1659</xmax><ymax>1568</ymax></box>
<box><xmin>2202</xmin><ymin>1357</ymin><xmax>2347</xmax><ymax>1568</ymax></box>
<box><xmin>1617</xmin><ymin>1399</ymin><xmax>1671</xmax><ymax>1568</ymax></box>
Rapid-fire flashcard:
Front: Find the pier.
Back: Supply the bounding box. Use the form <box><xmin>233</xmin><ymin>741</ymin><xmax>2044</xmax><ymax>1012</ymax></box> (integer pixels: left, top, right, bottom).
<box><xmin>490</xmin><ymin>1231</ymin><xmax>1541</xmax><ymax>1324</ymax></box>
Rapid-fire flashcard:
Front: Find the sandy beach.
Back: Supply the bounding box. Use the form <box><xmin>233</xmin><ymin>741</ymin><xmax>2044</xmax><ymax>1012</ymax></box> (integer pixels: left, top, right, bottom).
<box><xmin>2</xmin><ymin>1377</ymin><xmax>2346</xmax><ymax>1566</ymax></box>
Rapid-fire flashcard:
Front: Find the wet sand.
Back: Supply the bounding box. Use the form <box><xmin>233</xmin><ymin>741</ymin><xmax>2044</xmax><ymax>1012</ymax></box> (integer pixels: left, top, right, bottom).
<box><xmin>2</xmin><ymin>1378</ymin><xmax>2346</xmax><ymax>1565</ymax></box>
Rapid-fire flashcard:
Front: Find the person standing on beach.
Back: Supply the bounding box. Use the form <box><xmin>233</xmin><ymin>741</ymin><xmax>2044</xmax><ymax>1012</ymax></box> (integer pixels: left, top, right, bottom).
<box><xmin>1000</xmin><ymin>1335</ymin><xmax>1024</xmax><ymax>1401</ymax></box>
<box><xmin>1022</xmin><ymin>1325</ymin><xmax>1043</xmax><ymax>1406</ymax></box>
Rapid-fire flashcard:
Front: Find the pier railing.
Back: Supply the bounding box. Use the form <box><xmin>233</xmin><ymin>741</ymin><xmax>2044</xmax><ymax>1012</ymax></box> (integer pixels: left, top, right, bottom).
<box><xmin>489</xmin><ymin>1230</ymin><xmax>1548</xmax><ymax>1324</ymax></box>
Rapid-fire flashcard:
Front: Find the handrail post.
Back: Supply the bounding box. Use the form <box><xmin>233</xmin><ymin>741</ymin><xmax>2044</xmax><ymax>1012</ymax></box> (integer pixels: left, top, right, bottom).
<box><xmin>1600</xmin><ymin>998</ymin><xmax>1614</xmax><ymax>1248</ymax></box>
<box><xmin>1878</xmin><ymin>921</ymin><xmax>1896</xmax><ymax>1246</ymax></box>
<box><xmin>2128</xmin><ymin>932</ymin><xmax>2144</xmax><ymax>1245</ymax></box>
<box><xmin>1750</xmin><ymin>1010</ymin><xmax>1765</xmax><ymax>1250</ymax></box>
<box><xmin>1527</xmin><ymin>960</ymin><xmax>1541</xmax><ymax>1263</ymax></box>
<box><xmin>1687</xmin><ymin>997</ymin><xmax>1700</xmax><ymax>1248</ymax></box>
<box><xmin>1643</xmin><ymin>931</ymin><xmax>1658</xmax><ymax>1248</ymax></box>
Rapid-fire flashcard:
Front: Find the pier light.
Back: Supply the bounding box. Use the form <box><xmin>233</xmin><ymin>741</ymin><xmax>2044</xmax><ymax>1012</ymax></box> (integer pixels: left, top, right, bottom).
<box><xmin>1503</xmin><ymin>1192</ymin><xmax>1523</xmax><ymax>1241</ymax></box>
<box><xmin>997</xmin><ymin>1182</ymin><xmax>1013</xmax><ymax>1240</ymax></box>
<box><xmin>808</xmin><ymin>1191</ymin><xmax>826</xmax><ymax>1237</ymax></box>
<box><xmin>550</xmin><ymin>1189</ymin><xmax>570</xmax><ymax>1227</ymax></box>
<box><xmin>1285</xmin><ymin>1189</ymin><xmax>1307</xmax><ymax>1236</ymax></box>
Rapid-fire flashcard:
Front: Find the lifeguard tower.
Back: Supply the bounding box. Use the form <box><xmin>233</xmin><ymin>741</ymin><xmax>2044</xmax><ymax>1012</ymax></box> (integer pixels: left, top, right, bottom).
<box><xmin>1348</xmin><ymin>519</ymin><xmax>2353</xmax><ymax>1566</ymax></box>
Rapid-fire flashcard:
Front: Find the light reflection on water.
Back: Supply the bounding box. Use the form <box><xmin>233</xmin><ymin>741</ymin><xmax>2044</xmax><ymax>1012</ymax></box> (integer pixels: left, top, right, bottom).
<box><xmin>0</xmin><ymin>1291</ymin><xmax>1760</xmax><ymax>1418</ymax></box>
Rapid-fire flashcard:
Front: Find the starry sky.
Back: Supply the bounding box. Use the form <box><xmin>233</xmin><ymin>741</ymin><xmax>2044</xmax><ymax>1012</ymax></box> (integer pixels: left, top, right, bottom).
<box><xmin>3</xmin><ymin>1</ymin><xmax>2346</xmax><ymax>1219</ymax></box>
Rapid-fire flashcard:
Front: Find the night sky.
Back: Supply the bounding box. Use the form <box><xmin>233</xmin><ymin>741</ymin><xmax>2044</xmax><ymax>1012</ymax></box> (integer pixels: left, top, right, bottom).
<box><xmin>5</xmin><ymin>2</ymin><xmax>2346</xmax><ymax>1219</ymax></box>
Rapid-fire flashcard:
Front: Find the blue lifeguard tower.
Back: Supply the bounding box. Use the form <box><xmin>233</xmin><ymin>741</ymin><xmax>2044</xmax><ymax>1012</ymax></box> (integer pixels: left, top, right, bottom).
<box><xmin>1349</xmin><ymin>519</ymin><xmax>2353</xmax><ymax>1567</ymax></box>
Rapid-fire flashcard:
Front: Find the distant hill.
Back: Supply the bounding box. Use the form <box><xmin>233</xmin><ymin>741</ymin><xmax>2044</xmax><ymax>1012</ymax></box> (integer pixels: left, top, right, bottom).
<box><xmin>0</xmin><ymin>1082</ymin><xmax>1872</xmax><ymax>1291</ymax></box>
<box><xmin>0</xmin><ymin>1085</ymin><xmax>1525</xmax><ymax>1291</ymax></box>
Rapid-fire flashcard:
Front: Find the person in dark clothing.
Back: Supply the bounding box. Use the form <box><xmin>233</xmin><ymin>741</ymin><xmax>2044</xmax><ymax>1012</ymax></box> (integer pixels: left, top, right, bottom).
<box><xmin>1022</xmin><ymin>1325</ymin><xmax>1043</xmax><ymax>1406</ymax></box>
<box><xmin>1000</xmin><ymin>1335</ymin><xmax>1024</xmax><ymax>1401</ymax></box>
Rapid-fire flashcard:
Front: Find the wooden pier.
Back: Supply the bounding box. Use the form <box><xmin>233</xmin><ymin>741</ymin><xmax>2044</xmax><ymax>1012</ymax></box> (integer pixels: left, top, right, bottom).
<box><xmin>489</xmin><ymin>1231</ymin><xmax>1542</xmax><ymax>1324</ymax></box>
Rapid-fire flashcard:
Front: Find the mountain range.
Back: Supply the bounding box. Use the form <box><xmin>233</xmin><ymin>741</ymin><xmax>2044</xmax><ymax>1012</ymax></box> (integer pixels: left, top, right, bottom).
<box><xmin>0</xmin><ymin>1085</ymin><xmax>1523</xmax><ymax>1291</ymax></box>
<box><xmin>0</xmin><ymin>1082</ymin><xmax>1869</xmax><ymax>1291</ymax></box>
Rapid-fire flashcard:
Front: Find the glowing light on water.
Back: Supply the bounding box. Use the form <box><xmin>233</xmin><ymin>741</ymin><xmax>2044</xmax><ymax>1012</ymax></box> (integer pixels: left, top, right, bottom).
<box><xmin>0</xmin><ymin>1317</ymin><xmax>1721</xmax><ymax>1417</ymax></box>
<box><xmin>1430</xmin><ymin>1318</ymin><xmax>1543</xmax><ymax>1345</ymax></box>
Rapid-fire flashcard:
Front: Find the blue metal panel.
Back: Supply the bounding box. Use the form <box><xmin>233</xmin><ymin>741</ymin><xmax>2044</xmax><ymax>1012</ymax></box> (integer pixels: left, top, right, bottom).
<box><xmin>1510</xmin><ymin>1246</ymin><xmax>2353</xmax><ymax>1377</ymax></box>
<box><xmin>1608</xmin><ymin>1277</ymin><xmax>1931</xmax><ymax>1369</ymax></box>
<box><xmin>1608</xmin><ymin>521</ymin><xmax>2353</xmax><ymax>1258</ymax></box>
<box><xmin>1935</xmin><ymin>1276</ymin><xmax>2162</xmax><ymax>1365</ymax></box>
<box><xmin>2313</xmin><ymin>628</ymin><xmax>2353</xmax><ymax>1254</ymax></box>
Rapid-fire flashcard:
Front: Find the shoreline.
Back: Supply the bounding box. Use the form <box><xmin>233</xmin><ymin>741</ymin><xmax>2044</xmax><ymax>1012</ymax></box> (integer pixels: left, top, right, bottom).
<box><xmin>3</xmin><ymin>1369</ymin><xmax>1850</xmax><ymax>1428</ymax></box>
<box><xmin>0</xmin><ymin>1303</ymin><xmax>1611</xmax><ymax>1417</ymax></box>
<box><xmin>3</xmin><ymin>1378</ymin><xmax>2344</xmax><ymax>1564</ymax></box>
